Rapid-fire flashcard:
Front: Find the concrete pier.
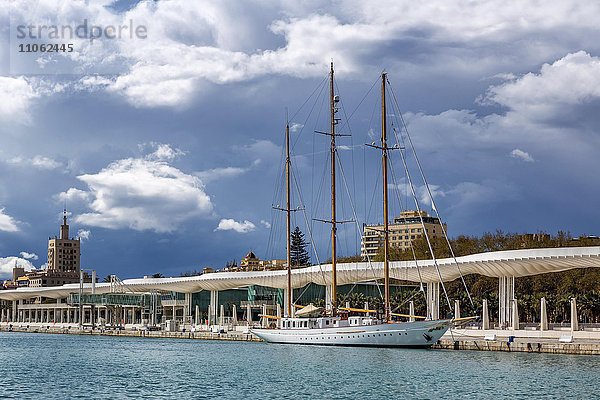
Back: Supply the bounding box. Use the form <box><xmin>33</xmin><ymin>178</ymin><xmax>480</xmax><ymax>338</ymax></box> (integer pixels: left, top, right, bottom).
<box><xmin>0</xmin><ymin>322</ymin><xmax>261</xmax><ymax>342</ymax></box>
<box><xmin>437</xmin><ymin>328</ymin><xmax>600</xmax><ymax>355</ymax></box>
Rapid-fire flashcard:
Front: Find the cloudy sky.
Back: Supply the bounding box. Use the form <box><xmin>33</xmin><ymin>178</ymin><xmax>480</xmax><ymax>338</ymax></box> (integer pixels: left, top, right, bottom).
<box><xmin>1</xmin><ymin>0</ymin><xmax>599</xmax><ymax>279</ymax></box>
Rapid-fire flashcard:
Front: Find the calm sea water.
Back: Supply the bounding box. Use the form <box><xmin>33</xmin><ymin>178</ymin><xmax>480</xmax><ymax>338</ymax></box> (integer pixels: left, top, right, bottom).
<box><xmin>0</xmin><ymin>332</ymin><xmax>597</xmax><ymax>399</ymax></box>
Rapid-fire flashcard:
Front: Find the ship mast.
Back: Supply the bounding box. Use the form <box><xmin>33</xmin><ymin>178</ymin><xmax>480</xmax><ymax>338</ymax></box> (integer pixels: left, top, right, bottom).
<box><xmin>381</xmin><ymin>72</ymin><xmax>391</xmax><ymax>322</ymax></box>
<box><xmin>329</xmin><ymin>62</ymin><xmax>338</xmax><ymax>314</ymax></box>
<box><xmin>285</xmin><ymin>120</ymin><xmax>292</xmax><ymax>318</ymax></box>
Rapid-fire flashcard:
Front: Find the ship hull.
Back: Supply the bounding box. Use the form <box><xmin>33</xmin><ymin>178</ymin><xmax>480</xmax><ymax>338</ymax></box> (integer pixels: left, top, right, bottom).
<box><xmin>252</xmin><ymin>319</ymin><xmax>451</xmax><ymax>347</ymax></box>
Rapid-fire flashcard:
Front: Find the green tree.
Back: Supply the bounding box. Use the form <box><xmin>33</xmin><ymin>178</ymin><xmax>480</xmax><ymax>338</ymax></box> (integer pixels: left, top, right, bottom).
<box><xmin>290</xmin><ymin>226</ymin><xmax>310</xmax><ymax>267</ymax></box>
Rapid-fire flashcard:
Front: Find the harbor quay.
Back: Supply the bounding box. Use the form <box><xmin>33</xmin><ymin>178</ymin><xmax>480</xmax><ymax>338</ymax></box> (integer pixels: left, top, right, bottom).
<box><xmin>0</xmin><ymin>321</ymin><xmax>261</xmax><ymax>342</ymax></box>
<box><xmin>437</xmin><ymin>328</ymin><xmax>600</xmax><ymax>355</ymax></box>
<box><xmin>2</xmin><ymin>208</ymin><xmax>600</xmax><ymax>353</ymax></box>
<box><xmin>3</xmin><ymin>319</ymin><xmax>600</xmax><ymax>355</ymax></box>
<box><xmin>2</xmin><ymin>244</ymin><xmax>600</xmax><ymax>355</ymax></box>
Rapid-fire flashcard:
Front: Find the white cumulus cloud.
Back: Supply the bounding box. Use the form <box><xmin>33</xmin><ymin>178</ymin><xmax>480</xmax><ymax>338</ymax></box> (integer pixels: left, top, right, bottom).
<box><xmin>510</xmin><ymin>149</ymin><xmax>535</xmax><ymax>163</ymax></box>
<box><xmin>0</xmin><ymin>208</ymin><xmax>19</xmax><ymax>232</ymax></box>
<box><xmin>56</xmin><ymin>188</ymin><xmax>92</xmax><ymax>204</ymax></box>
<box><xmin>0</xmin><ymin>77</ymin><xmax>39</xmax><ymax>124</ymax></box>
<box><xmin>260</xmin><ymin>220</ymin><xmax>271</xmax><ymax>229</ymax></box>
<box><xmin>0</xmin><ymin>257</ymin><xmax>35</xmax><ymax>279</ymax></box>
<box><xmin>195</xmin><ymin>166</ymin><xmax>249</xmax><ymax>184</ymax></box>
<box><xmin>143</xmin><ymin>142</ymin><xmax>186</xmax><ymax>161</ymax></box>
<box><xmin>7</xmin><ymin>155</ymin><xmax>63</xmax><ymax>170</ymax></box>
<box><xmin>290</xmin><ymin>123</ymin><xmax>304</xmax><ymax>133</ymax></box>
<box><xmin>19</xmin><ymin>252</ymin><xmax>38</xmax><ymax>260</ymax></box>
<box><xmin>58</xmin><ymin>145</ymin><xmax>213</xmax><ymax>233</ymax></box>
<box><xmin>77</xmin><ymin>229</ymin><xmax>91</xmax><ymax>240</ymax></box>
<box><xmin>215</xmin><ymin>219</ymin><xmax>256</xmax><ymax>233</ymax></box>
<box><xmin>484</xmin><ymin>51</ymin><xmax>600</xmax><ymax>122</ymax></box>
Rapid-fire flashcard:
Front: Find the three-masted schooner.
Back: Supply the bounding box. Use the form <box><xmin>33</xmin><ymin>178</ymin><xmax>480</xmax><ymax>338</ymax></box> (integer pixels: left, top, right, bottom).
<box><xmin>252</xmin><ymin>63</ymin><xmax>452</xmax><ymax>347</ymax></box>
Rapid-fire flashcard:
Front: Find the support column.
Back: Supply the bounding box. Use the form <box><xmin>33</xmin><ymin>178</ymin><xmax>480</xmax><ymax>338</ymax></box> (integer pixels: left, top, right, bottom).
<box><xmin>325</xmin><ymin>285</ymin><xmax>332</xmax><ymax>312</ymax></box>
<box><xmin>12</xmin><ymin>301</ymin><xmax>17</xmax><ymax>323</ymax></box>
<box><xmin>210</xmin><ymin>290</ymin><xmax>219</xmax><ymax>325</ymax></box>
<box><xmin>426</xmin><ymin>282</ymin><xmax>440</xmax><ymax>320</ymax></box>
<box><xmin>409</xmin><ymin>301</ymin><xmax>415</xmax><ymax>322</ymax></box>
<box><xmin>246</xmin><ymin>303</ymin><xmax>252</xmax><ymax>326</ymax></box>
<box><xmin>511</xmin><ymin>299</ymin><xmax>519</xmax><ymax>330</ymax></box>
<box><xmin>571</xmin><ymin>297</ymin><xmax>579</xmax><ymax>331</ymax></box>
<box><xmin>498</xmin><ymin>276</ymin><xmax>515</xmax><ymax>329</ymax></box>
<box><xmin>283</xmin><ymin>289</ymin><xmax>292</xmax><ymax>317</ymax></box>
<box><xmin>219</xmin><ymin>304</ymin><xmax>224</xmax><ymax>326</ymax></box>
<box><xmin>482</xmin><ymin>299</ymin><xmax>490</xmax><ymax>330</ymax></box>
<box><xmin>232</xmin><ymin>305</ymin><xmax>237</xmax><ymax>327</ymax></box>
<box><xmin>262</xmin><ymin>304</ymin><xmax>268</xmax><ymax>328</ymax></box>
<box><xmin>540</xmin><ymin>297</ymin><xmax>548</xmax><ymax>331</ymax></box>
<box><xmin>209</xmin><ymin>291</ymin><xmax>219</xmax><ymax>326</ymax></box>
<box><xmin>184</xmin><ymin>292</ymin><xmax>191</xmax><ymax>322</ymax></box>
<box><xmin>195</xmin><ymin>305</ymin><xmax>199</xmax><ymax>325</ymax></box>
<box><xmin>454</xmin><ymin>300</ymin><xmax>461</xmax><ymax>319</ymax></box>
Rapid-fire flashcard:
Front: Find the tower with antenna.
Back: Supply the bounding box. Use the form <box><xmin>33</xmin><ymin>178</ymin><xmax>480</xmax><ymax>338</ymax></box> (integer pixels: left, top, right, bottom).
<box><xmin>48</xmin><ymin>208</ymin><xmax>80</xmax><ymax>274</ymax></box>
<box><xmin>27</xmin><ymin>209</ymin><xmax>82</xmax><ymax>287</ymax></box>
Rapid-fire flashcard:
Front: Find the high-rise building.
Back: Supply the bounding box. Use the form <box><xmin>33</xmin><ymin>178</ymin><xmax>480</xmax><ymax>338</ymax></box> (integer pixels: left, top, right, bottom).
<box><xmin>27</xmin><ymin>211</ymin><xmax>81</xmax><ymax>287</ymax></box>
<box><xmin>47</xmin><ymin>210</ymin><xmax>80</xmax><ymax>273</ymax></box>
<box><xmin>361</xmin><ymin>210</ymin><xmax>446</xmax><ymax>259</ymax></box>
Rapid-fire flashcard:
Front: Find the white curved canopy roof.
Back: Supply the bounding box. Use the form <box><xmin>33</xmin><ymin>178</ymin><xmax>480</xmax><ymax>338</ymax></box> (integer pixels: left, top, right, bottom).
<box><xmin>1</xmin><ymin>246</ymin><xmax>599</xmax><ymax>301</ymax></box>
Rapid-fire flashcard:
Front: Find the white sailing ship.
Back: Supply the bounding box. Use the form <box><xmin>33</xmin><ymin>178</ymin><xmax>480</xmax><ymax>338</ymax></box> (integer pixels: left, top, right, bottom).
<box><xmin>252</xmin><ymin>63</ymin><xmax>453</xmax><ymax>347</ymax></box>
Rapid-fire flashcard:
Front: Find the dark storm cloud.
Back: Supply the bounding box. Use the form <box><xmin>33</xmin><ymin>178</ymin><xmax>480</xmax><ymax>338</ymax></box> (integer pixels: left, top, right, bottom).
<box><xmin>0</xmin><ymin>0</ymin><xmax>599</xmax><ymax>278</ymax></box>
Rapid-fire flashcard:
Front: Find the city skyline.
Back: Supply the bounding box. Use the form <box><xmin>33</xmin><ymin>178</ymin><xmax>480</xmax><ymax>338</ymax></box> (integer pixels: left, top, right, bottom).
<box><xmin>1</xmin><ymin>0</ymin><xmax>600</xmax><ymax>279</ymax></box>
